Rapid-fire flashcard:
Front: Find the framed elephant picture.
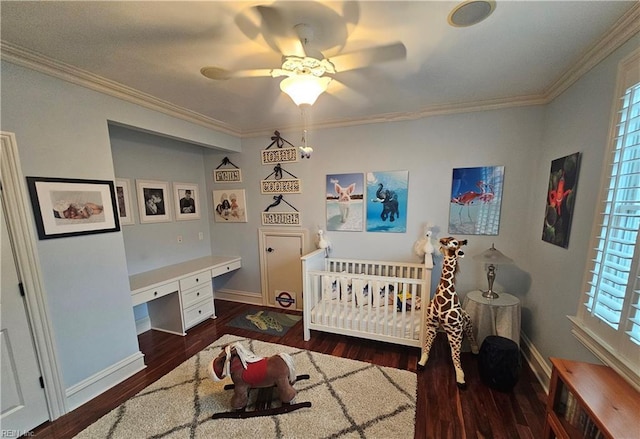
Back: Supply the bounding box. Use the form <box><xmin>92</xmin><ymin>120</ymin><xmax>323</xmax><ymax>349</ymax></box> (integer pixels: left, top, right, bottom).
<box><xmin>365</xmin><ymin>170</ymin><xmax>408</xmax><ymax>233</ymax></box>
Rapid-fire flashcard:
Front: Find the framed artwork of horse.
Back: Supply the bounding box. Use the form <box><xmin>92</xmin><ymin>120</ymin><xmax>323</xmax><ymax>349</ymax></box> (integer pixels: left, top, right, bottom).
<box><xmin>365</xmin><ymin>170</ymin><xmax>408</xmax><ymax>233</ymax></box>
<box><xmin>448</xmin><ymin>165</ymin><xmax>504</xmax><ymax>235</ymax></box>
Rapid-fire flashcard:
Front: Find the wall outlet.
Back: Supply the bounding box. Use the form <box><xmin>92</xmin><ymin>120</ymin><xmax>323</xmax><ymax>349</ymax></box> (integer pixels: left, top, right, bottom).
<box><xmin>198</xmin><ymin>232</ymin><xmax>204</xmax><ymax>241</ymax></box>
<box><xmin>177</xmin><ymin>235</ymin><xmax>183</xmax><ymax>243</ymax></box>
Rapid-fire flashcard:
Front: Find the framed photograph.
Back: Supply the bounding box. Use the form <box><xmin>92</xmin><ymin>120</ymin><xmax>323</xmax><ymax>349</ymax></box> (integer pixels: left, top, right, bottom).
<box><xmin>326</xmin><ymin>173</ymin><xmax>364</xmax><ymax>231</ymax></box>
<box><xmin>115</xmin><ymin>178</ymin><xmax>134</xmax><ymax>225</ymax></box>
<box><xmin>213</xmin><ymin>189</ymin><xmax>247</xmax><ymax>222</ymax></box>
<box><xmin>366</xmin><ymin>170</ymin><xmax>409</xmax><ymax>233</ymax></box>
<box><xmin>26</xmin><ymin>176</ymin><xmax>120</xmax><ymax>240</ymax></box>
<box><xmin>136</xmin><ymin>179</ymin><xmax>172</xmax><ymax>224</ymax></box>
<box><xmin>173</xmin><ymin>182</ymin><xmax>201</xmax><ymax>221</ymax></box>
<box><xmin>449</xmin><ymin>165</ymin><xmax>505</xmax><ymax>235</ymax></box>
<box><xmin>542</xmin><ymin>152</ymin><xmax>580</xmax><ymax>248</ymax></box>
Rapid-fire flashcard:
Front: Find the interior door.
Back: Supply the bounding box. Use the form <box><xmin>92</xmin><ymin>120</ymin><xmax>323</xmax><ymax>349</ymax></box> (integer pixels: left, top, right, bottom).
<box><xmin>260</xmin><ymin>230</ymin><xmax>304</xmax><ymax>310</ymax></box>
<box><xmin>1</xmin><ymin>190</ymin><xmax>49</xmax><ymax>432</ymax></box>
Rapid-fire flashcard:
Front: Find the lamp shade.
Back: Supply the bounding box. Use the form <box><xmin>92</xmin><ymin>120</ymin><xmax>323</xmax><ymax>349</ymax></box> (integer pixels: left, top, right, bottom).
<box><xmin>280</xmin><ymin>75</ymin><xmax>331</xmax><ymax>106</ymax></box>
<box><xmin>473</xmin><ymin>243</ymin><xmax>513</xmax><ymax>265</ymax></box>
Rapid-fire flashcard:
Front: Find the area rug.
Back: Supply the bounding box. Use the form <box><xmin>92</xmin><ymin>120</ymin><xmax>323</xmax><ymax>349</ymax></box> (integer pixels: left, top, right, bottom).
<box><xmin>74</xmin><ymin>334</ymin><xmax>416</xmax><ymax>438</ymax></box>
<box><xmin>226</xmin><ymin>309</ymin><xmax>302</xmax><ymax>336</ymax></box>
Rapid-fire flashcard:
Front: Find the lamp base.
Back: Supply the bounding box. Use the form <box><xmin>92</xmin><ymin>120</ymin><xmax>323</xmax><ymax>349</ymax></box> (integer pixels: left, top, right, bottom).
<box><xmin>481</xmin><ymin>290</ymin><xmax>500</xmax><ymax>299</ymax></box>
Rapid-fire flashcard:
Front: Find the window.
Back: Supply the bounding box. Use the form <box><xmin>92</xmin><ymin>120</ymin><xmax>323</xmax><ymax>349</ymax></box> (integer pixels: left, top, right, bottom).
<box><xmin>571</xmin><ymin>48</ymin><xmax>640</xmax><ymax>391</ymax></box>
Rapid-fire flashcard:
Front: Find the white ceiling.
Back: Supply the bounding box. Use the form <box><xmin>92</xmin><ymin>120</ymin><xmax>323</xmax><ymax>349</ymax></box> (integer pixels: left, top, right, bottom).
<box><xmin>1</xmin><ymin>1</ymin><xmax>638</xmax><ymax>137</ymax></box>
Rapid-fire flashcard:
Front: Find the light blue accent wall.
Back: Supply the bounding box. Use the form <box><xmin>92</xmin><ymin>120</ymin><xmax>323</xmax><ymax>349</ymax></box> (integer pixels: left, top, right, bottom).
<box><xmin>0</xmin><ymin>60</ymin><xmax>239</xmax><ymax>390</ymax></box>
<box><xmin>0</xmin><ymin>29</ymin><xmax>637</xmax><ymax>399</ymax></box>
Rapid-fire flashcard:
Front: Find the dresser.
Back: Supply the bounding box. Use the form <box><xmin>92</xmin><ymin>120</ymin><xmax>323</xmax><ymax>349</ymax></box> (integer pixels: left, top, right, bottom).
<box><xmin>129</xmin><ymin>255</ymin><xmax>241</xmax><ymax>335</ymax></box>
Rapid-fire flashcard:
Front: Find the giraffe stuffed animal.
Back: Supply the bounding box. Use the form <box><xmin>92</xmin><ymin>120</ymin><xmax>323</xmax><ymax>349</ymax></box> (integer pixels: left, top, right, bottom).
<box><xmin>417</xmin><ymin>237</ymin><xmax>479</xmax><ymax>389</ymax></box>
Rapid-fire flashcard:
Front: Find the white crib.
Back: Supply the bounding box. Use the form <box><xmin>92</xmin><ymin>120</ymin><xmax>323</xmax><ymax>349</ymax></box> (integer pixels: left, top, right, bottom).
<box><xmin>301</xmin><ymin>249</ymin><xmax>433</xmax><ymax>348</ymax></box>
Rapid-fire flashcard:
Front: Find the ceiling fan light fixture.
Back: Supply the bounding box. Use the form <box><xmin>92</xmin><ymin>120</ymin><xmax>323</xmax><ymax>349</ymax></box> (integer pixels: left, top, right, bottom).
<box><xmin>280</xmin><ymin>74</ymin><xmax>331</xmax><ymax>106</ymax></box>
<box><xmin>448</xmin><ymin>0</ymin><xmax>496</xmax><ymax>27</ymax></box>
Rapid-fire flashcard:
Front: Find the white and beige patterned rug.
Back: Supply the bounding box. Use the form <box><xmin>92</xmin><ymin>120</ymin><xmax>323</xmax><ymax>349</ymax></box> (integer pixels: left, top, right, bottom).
<box><xmin>74</xmin><ymin>334</ymin><xmax>416</xmax><ymax>438</ymax></box>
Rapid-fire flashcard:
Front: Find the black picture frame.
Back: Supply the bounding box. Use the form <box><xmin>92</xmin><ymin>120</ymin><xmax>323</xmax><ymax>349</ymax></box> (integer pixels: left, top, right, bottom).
<box><xmin>26</xmin><ymin>176</ymin><xmax>121</xmax><ymax>240</ymax></box>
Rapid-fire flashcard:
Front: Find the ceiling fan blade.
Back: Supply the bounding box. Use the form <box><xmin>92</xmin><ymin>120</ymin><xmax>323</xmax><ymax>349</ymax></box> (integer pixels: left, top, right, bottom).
<box><xmin>200</xmin><ymin>66</ymin><xmax>273</xmax><ymax>80</ymax></box>
<box><xmin>329</xmin><ymin>42</ymin><xmax>406</xmax><ymax>73</ymax></box>
<box><xmin>256</xmin><ymin>5</ymin><xmax>306</xmax><ymax>57</ymax></box>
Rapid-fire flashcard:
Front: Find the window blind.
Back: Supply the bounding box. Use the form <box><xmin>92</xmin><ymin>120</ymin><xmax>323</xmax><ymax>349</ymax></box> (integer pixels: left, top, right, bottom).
<box><xmin>585</xmin><ymin>82</ymin><xmax>640</xmax><ymax>346</ymax></box>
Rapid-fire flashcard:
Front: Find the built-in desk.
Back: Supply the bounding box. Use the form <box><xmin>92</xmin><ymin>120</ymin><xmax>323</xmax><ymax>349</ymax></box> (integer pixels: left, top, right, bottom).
<box><xmin>129</xmin><ymin>255</ymin><xmax>241</xmax><ymax>336</ymax></box>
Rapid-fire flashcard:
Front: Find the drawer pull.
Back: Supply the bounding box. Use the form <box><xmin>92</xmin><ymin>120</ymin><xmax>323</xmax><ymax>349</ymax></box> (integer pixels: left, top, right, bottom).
<box><xmin>154</xmin><ymin>291</ymin><xmax>158</xmax><ymax>296</ymax></box>
<box><xmin>197</xmin><ymin>292</ymin><xmax>200</xmax><ymax>296</ymax></box>
<box><xmin>198</xmin><ymin>310</ymin><xmax>202</xmax><ymax>314</ymax></box>
<box><xmin>196</xmin><ymin>278</ymin><xmax>199</xmax><ymax>282</ymax></box>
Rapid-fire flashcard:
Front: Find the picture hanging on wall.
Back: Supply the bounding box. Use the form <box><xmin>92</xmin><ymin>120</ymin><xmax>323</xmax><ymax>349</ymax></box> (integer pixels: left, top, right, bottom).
<box><xmin>136</xmin><ymin>179</ymin><xmax>172</xmax><ymax>224</ymax></box>
<box><xmin>542</xmin><ymin>152</ymin><xmax>580</xmax><ymax>248</ymax></box>
<box><xmin>448</xmin><ymin>165</ymin><xmax>504</xmax><ymax>235</ymax></box>
<box><xmin>173</xmin><ymin>182</ymin><xmax>200</xmax><ymax>221</ymax></box>
<box><xmin>213</xmin><ymin>189</ymin><xmax>247</xmax><ymax>222</ymax></box>
<box><xmin>115</xmin><ymin>178</ymin><xmax>134</xmax><ymax>225</ymax></box>
<box><xmin>26</xmin><ymin>176</ymin><xmax>120</xmax><ymax>239</ymax></box>
<box><xmin>326</xmin><ymin>173</ymin><xmax>364</xmax><ymax>231</ymax></box>
<box><xmin>366</xmin><ymin>170</ymin><xmax>408</xmax><ymax>233</ymax></box>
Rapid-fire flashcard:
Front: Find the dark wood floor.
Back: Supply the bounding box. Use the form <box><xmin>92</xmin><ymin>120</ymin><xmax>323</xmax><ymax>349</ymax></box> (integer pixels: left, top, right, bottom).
<box><xmin>32</xmin><ymin>300</ymin><xmax>547</xmax><ymax>439</ymax></box>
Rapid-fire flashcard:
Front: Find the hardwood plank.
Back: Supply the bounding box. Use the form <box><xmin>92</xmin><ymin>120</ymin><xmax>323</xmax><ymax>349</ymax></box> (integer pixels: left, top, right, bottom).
<box><xmin>31</xmin><ymin>300</ymin><xmax>546</xmax><ymax>438</ymax></box>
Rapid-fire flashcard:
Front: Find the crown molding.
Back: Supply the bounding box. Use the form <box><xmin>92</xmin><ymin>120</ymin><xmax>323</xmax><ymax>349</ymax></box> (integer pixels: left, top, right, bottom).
<box><xmin>544</xmin><ymin>2</ymin><xmax>640</xmax><ymax>102</ymax></box>
<box><xmin>0</xmin><ymin>41</ymin><xmax>241</xmax><ymax>138</ymax></box>
<box><xmin>2</xmin><ymin>2</ymin><xmax>638</xmax><ymax>139</ymax></box>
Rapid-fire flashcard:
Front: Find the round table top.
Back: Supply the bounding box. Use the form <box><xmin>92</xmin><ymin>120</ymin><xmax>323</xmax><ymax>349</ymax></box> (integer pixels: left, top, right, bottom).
<box><xmin>465</xmin><ymin>290</ymin><xmax>520</xmax><ymax>307</ymax></box>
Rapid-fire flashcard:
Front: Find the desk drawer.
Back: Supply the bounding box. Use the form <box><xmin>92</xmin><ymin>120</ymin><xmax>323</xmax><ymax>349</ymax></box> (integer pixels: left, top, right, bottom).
<box><xmin>179</xmin><ymin>270</ymin><xmax>211</xmax><ymax>291</ymax></box>
<box><xmin>181</xmin><ymin>283</ymin><xmax>213</xmax><ymax>309</ymax></box>
<box><xmin>132</xmin><ymin>281</ymin><xmax>179</xmax><ymax>306</ymax></box>
<box><xmin>183</xmin><ymin>298</ymin><xmax>214</xmax><ymax>329</ymax></box>
<box><xmin>212</xmin><ymin>260</ymin><xmax>241</xmax><ymax>277</ymax></box>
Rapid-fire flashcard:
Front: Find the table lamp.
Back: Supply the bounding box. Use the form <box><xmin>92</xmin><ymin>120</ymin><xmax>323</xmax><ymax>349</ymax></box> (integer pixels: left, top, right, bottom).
<box><xmin>473</xmin><ymin>244</ymin><xmax>513</xmax><ymax>299</ymax></box>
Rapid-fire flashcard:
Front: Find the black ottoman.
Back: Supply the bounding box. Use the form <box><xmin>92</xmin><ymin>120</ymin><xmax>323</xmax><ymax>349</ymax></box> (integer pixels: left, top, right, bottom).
<box><xmin>478</xmin><ymin>335</ymin><xmax>521</xmax><ymax>391</ymax></box>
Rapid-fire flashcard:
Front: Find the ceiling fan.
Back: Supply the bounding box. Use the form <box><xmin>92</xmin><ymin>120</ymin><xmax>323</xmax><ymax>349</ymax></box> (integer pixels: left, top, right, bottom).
<box><xmin>200</xmin><ymin>3</ymin><xmax>406</xmax><ymax>106</ymax></box>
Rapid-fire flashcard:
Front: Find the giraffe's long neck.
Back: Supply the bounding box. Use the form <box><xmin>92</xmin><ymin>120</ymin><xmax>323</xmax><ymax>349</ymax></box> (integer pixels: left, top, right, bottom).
<box><xmin>436</xmin><ymin>256</ymin><xmax>458</xmax><ymax>298</ymax></box>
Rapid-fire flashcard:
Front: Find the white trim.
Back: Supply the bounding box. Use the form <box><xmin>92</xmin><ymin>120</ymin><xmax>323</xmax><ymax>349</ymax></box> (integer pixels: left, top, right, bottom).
<box><xmin>65</xmin><ymin>351</ymin><xmax>145</xmax><ymax>411</ymax></box>
<box><xmin>520</xmin><ymin>331</ymin><xmax>552</xmax><ymax>394</ymax></box>
<box><xmin>135</xmin><ymin>316</ymin><xmax>151</xmax><ymax>335</ymax></box>
<box><xmin>0</xmin><ymin>132</ymin><xmax>67</xmax><ymax>419</ymax></box>
<box><xmin>214</xmin><ymin>289</ymin><xmax>263</xmax><ymax>306</ymax></box>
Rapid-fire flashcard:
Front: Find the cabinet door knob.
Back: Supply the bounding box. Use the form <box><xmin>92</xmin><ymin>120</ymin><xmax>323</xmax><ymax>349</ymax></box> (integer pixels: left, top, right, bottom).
<box><xmin>154</xmin><ymin>291</ymin><xmax>158</xmax><ymax>296</ymax></box>
<box><xmin>197</xmin><ymin>292</ymin><xmax>200</xmax><ymax>296</ymax></box>
<box><xmin>195</xmin><ymin>278</ymin><xmax>199</xmax><ymax>282</ymax></box>
<box><xmin>198</xmin><ymin>310</ymin><xmax>202</xmax><ymax>314</ymax></box>
<box><xmin>267</xmin><ymin>247</ymin><xmax>275</xmax><ymax>253</ymax></box>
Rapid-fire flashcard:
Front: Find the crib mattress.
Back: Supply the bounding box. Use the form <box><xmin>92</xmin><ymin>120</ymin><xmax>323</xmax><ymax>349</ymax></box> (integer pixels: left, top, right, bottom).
<box><xmin>309</xmin><ymin>300</ymin><xmax>421</xmax><ymax>340</ymax></box>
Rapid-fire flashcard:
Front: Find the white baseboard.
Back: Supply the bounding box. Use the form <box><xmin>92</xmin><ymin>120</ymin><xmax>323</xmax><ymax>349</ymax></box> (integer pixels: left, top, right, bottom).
<box><xmin>135</xmin><ymin>316</ymin><xmax>151</xmax><ymax>335</ymax></box>
<box><xmin>520</xmin><ymin>331</ymin><xmax>552</xmax><ymax>394</ymax></box>
<box><xmin>215</xmin><ymin>288</ymin><xmax>263</xmax><ymax>305</ymax></box>
<box><xmin>65</xmin><ymin>351</ymin><xmax>146</xmax><ymax>411</ymax></box>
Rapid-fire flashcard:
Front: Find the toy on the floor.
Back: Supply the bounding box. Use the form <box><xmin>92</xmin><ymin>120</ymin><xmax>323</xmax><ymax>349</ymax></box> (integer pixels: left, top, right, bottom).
<box><xmin>417</xmin><ymin>237</ymin><xmax>479</xmax><ymax>389</ymax></box>
<box><xmin>209</xmin><ymin>341</ymin><xmax>311</xmax><ymax>419</ymax></box>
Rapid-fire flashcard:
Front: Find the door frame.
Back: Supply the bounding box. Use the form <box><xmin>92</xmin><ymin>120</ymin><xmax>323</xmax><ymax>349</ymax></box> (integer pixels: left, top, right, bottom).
<box><xmin>1</xmin><ymin>132</ymin><xmax>67</xmax><ymax>419</ymax></box>
<box><xmin>258</xmin><ymin>228</ymin><xmax>308</xmax><ymax>307</ymax></box>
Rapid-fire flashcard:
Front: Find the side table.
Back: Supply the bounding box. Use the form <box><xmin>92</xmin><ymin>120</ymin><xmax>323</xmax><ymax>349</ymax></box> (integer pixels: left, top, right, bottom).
<box><xmin>462</xmin><ymin>290</ymin><xmax>521</xmax><ymax>348</ymax></box>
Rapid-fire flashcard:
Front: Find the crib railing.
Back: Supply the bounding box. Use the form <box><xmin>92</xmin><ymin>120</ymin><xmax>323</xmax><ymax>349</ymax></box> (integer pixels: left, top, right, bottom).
<box><xmin>301</xmin><ymin>249</ymin><xmax>432</xmax><ymax>348</ymax></box>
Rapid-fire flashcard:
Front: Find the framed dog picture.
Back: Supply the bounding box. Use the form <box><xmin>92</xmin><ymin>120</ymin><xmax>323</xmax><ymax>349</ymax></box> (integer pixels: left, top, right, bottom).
<box><xmin>326</xmin><ymin>173</ymin><xmax>364</xmax><ymax>232</ymax></box>
<box><xmin>26</xmin><ymin>176</ymin><xmax>120</xmax><ymax>239</ymax></box>
<box><xmin>213</xmin><ymin>189</ymin><xmax>247</xmax><ymax>223</ymax></box>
